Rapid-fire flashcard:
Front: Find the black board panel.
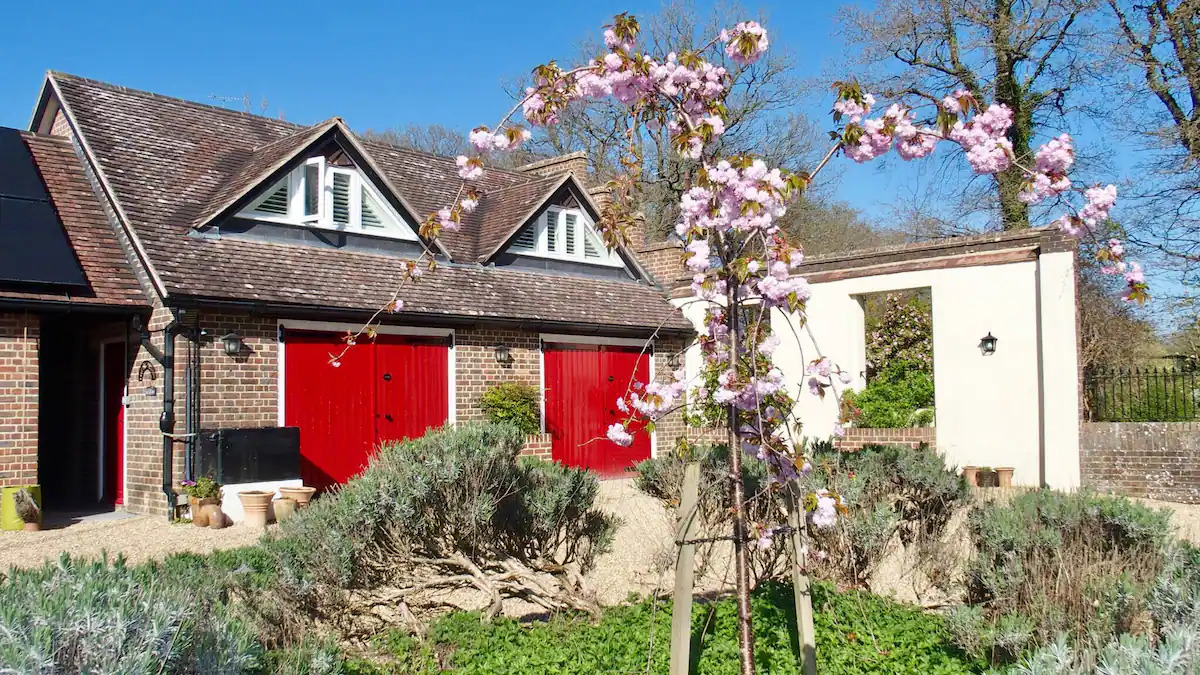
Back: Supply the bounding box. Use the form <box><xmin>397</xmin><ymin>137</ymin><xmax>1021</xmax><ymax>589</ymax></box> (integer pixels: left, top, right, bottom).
<box><xmin>0</xmin><ymin>127</ymin><xmax>87</xmax><ymax>288</ymax></box>
<box><xmin>195</xmin><ymin>427</ymin><xmax>301</xmax><ymax>484</ymax></box>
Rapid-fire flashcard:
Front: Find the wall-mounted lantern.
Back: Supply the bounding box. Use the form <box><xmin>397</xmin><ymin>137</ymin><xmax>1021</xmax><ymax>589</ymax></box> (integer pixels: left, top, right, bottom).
<box><xmin>979</xmin><ymin>332</ymin><xmax>998</xmax><ymax>356</ymax></box>
<box><xmin>493</xmin><ymin>344</ymin><xmax>512</xmax><ymax>365</ymax></box>
<box><xmin>221</xmin><ymin>332</ymin><xmax>243</xmax><ymax>357</ymax></box>
<box><xmin>667</xmin><ymin>352</ymin><xmax>683</xmax><ymax>370</ymax></box>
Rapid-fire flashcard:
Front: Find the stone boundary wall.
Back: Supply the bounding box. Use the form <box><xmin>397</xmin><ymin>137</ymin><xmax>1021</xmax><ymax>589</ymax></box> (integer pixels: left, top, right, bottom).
<box><xmin>834</xmin><ymin>426</ymin><xmax>937</xmax><ymax>453</ymax></box>
<box><xmin>1080</xmin><ymin>422</ymin><xmax>1200</xmax><ymax>503</ymax></box>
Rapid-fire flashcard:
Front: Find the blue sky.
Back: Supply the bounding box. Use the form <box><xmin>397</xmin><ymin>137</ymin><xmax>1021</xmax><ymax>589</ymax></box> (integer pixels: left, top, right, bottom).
<box><xmin>0</xmin><ymin>0</ymin><xmax>1176</xmax><ymax>319</ymax></box>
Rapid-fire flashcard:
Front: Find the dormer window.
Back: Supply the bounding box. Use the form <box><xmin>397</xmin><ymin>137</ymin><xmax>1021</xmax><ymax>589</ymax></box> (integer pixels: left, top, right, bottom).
<box><xmin>239</xmin><ymin>157</ymin><xmax>414</xmax><ymax>240</ymax></box>
<box><xmin>510</xmin><ymin>207</ymin><xmax>621</xmax><ymax>266</ymax></box>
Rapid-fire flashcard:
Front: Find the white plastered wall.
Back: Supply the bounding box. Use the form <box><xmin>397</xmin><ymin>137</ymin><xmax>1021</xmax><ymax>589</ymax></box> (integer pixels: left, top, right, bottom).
<box><xmin>675</xmin><ymin>250</ymin><xmax>1081</xmax><ymax>489</ymax></box>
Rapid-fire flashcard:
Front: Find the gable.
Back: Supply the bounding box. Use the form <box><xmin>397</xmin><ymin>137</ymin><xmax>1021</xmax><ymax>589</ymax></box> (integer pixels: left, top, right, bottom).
<box><xmin>235</xmin><ymin>144</ymin><xmax>419</xmax><ymax>243</ymax></box>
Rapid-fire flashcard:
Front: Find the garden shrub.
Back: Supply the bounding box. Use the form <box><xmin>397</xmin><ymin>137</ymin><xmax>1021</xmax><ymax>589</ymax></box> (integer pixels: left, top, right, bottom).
<box><xmin>0</xmin><ymin>554</ymin><xmax>260</xmax><ymax>673</ymax></box>
<box><xmin>843</xmin><ymin>360</ymin><xmax>935</xmax><ymax>428</ymax></box>
<box><xmin>955</xmin><ymin>489</ymin><xmax>1173</xmax><ymax>664</ymax></box>
<box><xmin>479</xmin><ymin>383</ymin><xmax>541</xmax><ymax>434</ymax></box>
<box><xmin>635</xmin><ymin>442</ymin><xmax>968</xmax><ymax>589</ymax></box>
<box><xmin>367</xmin><ymin>581</ymin><xmax>982</xmax><ymax>674</ymax></box>
<box><xmin>261</xmin><ymin>422</ymin><xmax>617</xmax><ymax>640</ymax></box>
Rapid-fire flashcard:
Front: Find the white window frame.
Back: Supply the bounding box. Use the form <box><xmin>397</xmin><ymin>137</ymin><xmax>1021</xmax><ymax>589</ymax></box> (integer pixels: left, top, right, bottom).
<box><xmin>238</xmin><ymin>160</ymin><xmax>417</xmax><ymax>242</ymax></box>
<box><xmin>511</xmin><ymin>207</ymin><xmax>624</xmax><ymax>268</ymax></box>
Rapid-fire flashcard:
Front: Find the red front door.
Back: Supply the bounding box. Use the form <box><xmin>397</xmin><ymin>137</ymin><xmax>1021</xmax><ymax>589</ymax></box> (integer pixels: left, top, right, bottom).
<box><xmin>284</xmin><ymin>330</ymin><xmax>449</xmax><ymax>491</ymax></box>
<box><xmin>544</xmin><ymin>343</ymin><xmax>652</xmax><ymax>477</ymax></box>
<box><xmin>101</xmin><ymin>342</ymin><xmax>126</xmax><ymax>505</ymax></box>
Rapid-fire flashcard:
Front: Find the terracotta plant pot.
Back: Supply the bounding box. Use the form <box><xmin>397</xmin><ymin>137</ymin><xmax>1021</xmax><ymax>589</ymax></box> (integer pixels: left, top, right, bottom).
<box><xmin>278</xmin><ymin>486</ymin><xmax>317</xmax><ymax>508</ymax></box>
<box><xmin>190</xmin><ymin>497</ymin><xmax>219</xmax><ymax>527</ymax></box>
<box><xmin>238</xmin><ymin>491</ymin><xmax>274</xmax><ymax>530</ymax></box>
<box><xmin>203</xmin><ymin>504</ymin><xmax>226</xmax><ymax>529</ymax></box>
<box><xmin>273</xmin><ymin>497</ymin><xmax>297</xmax><ymax>522</ymax></box>
<box><xmin>962</xmin><ymin>466</ymin><xmax>979</xmax><ymax>487</ymax></box>
<box><xmin>22</xmin><ymin>521</ymin><xmax>40</xmax><ymax>532</ymax></box>
<box><xmin>996</xmin><ymin>467</ymin><xmax>1015</xmax><ymax>488</ymax></box>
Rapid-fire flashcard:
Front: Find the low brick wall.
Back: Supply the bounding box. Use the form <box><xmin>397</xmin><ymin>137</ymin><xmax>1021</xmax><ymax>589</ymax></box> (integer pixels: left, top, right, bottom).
<box><xmin>1080</xmin><ymin>422</ymin><xmax>1200</xmax><ymax>503</ymax></box>
<box><xmin>834</xmin><ymin>427</ymin><xmax>936</xmax><ymax>453</ymax></box>
<box><xmin>519</xmin><ymin>433</ymin><xmax>553</xmax><ymax>461</ymax></box>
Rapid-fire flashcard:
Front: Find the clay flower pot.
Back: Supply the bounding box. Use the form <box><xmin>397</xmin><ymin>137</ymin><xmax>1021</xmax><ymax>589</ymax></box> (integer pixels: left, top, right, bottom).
<box><xmin>190</xmin><ymin>497</ymin><xmax>219</xmax><ymax>527</ymax></box>
<box><xmin>238</xmin><ymin>491</ymin><xmax>274</xmax><ymax>530</ymax></box>
<box><xmin>203</xmin><ymin>504</ymin><xmax>226</xmax><ymax>529</ymax></box>
<box><xmin>273</xmin><ymin>497</ymin><xmax>297</xmax><ymax>522</ymax></box>
<box><xmin>278</xmin><ymin>486</ymin><xmax>317</xmax><ymax>508</ymax></box>
<box><xmin>962</xmin><ymin>466</ymin><xmax>979</xmax><ymax>487</ymax></box>
<box><xmin>996</xmin><ymin>467</ymin><xmax>1015</xmax><ymax>488</ymax></box>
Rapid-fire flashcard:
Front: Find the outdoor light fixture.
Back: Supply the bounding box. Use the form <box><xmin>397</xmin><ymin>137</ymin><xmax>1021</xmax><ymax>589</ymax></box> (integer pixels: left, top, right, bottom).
<box><xmin>493</xmin><ymin>344</ymin><xmax>512</xmax><ymax>365</ymax></box>
<box><xmin>979</xmin><ymin>332</ymin><xmax>998</xmax><ymax>356</ymax></box>
<box><xmin>221</xmin><ymin>332</ymin><xmax>243</xmax><ymax>357</ymax></box>
<box><xmin>668</xmin><ymin>352</ymin><xmax>683</xmax><ymax>369</ymax></box>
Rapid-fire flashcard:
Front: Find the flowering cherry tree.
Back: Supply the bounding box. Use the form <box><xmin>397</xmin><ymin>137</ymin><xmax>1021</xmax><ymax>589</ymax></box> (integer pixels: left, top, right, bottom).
<box><xmin>334</xmin><ymin>12</ymin><xmax>1145</xmax><ymax>673</ymax></box>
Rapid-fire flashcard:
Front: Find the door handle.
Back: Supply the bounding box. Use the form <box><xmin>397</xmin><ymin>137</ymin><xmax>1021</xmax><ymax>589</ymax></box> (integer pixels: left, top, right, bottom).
<box><xmin>383</xmin><ymin>373</ymin><xmax>392</xmax><ymax>381</ymax></box>
<box><xmin>385</xmin><ymin>414</ymin><xmax>394</xmax><ymax>422</ymax></box>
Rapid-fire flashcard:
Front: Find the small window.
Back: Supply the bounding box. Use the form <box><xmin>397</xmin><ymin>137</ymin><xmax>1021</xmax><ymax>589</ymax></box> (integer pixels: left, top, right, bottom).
<box><xmin>361</xmin><ymin>187</ymin><xmax>384</xmax><ymax>228</ymax></box>
<box><xmin>256</xmin><ymin>180</ymin><xmax>289</xmax><ymax>215</ymax></box>
<box><xmin>546</xmin><ymin>211</ymin><xmax>559</xmax><ymax>252</ymax></box>
<box><xmin>302</xmin><ymin>163</ymin><xmax>321</xmax><ymax>218</ymax></box>
<box><xmin>564</xmin><ymin>213</ymin><xmax>577</xmax><ymax>254</ymax></box>
<box><xmin>583</xmin><ymin>228</ymin><xmax>602</xmax><ymax>259</ymax></box>
<box><xmin>513</xmin><ymin>224</ymin><xmax>537</xmax><ymax>250</ymax></box>
<box><xmin>331</xmin><ymin>171</ymin><xmax>352</xmax><ymax>224</ymax></box>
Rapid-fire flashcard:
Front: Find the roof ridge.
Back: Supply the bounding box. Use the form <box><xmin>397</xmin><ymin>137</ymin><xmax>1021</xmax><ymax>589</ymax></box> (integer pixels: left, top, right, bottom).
<box><xmin>48</xmin><ymin>71</ymin><xmax>305</xmax><ymax>130</ymax></box>
<box><xmin>251</xmin><ymin>118</ymin><xmax>339</xmax><ymax>152</ymax></box>
<box><xmin>481</xmin><ymin>173</ymin><xmax>562</xmax><ymax>197</ymax></box>
<box><xmin>354</xmin><ymin>134</ymin><xmax>540</xmax><ymax>181</ymax></box>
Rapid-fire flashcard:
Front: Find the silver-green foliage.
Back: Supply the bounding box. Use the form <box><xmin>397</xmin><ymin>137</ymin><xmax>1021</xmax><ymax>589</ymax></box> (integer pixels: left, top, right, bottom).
<box><xmin>0</xmin><ymin>555</ymin><xmax>259</xmax><ymax>674</ymax></box>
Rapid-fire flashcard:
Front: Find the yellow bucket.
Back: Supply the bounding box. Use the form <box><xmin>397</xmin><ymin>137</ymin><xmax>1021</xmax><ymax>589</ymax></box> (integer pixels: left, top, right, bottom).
<box><xmin>0</xmin><ymin>485</ymin><xmax>41</xmax><ymax>531</ymax></box>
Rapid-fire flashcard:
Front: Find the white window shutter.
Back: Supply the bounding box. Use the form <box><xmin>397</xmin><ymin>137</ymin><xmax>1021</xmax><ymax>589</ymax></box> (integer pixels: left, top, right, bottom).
<box><xmin>361</xmin><ymin>187</ymin><xmax>384</xmax><ymax>228</ymax></box>
<box><xmin>545</xmin><ymin>211</ymin><xmax>558</xmax><ymax>252</ymax></box>
<box><xmin>513</xmin><ymin>224</ymin><xmax>537</xmax><ymax>250</ymax></box>
<box><xmin>331</xmin><ymin>172</ymin><xmax>352</xmax><ymax>224</ymax></box>
<box><xmin>255</xmin><ymin>180</ymin><xmax>289</xmax><ymax>215</ymax></box>
<box><xmin>564</xmin><ymin>212</ymin><xmax>577</xmax><ymax>255</ymax></box>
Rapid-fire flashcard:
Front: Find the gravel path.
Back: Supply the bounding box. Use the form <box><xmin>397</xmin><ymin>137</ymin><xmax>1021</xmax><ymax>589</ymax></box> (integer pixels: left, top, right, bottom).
<box><xmin>0</xmin><ymin>511</ymin><xmax>267</xmax><ymax>572</ymax></box>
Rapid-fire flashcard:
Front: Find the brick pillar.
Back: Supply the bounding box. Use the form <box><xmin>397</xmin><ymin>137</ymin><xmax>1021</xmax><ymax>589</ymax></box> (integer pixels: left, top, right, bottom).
<box><xmin>0</xmin><ymin>313</ymin><xmax>39</xmax><ymax>486</ymax></box>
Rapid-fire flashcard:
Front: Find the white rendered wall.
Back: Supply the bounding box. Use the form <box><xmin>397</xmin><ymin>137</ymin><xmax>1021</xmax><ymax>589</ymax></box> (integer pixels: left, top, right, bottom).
<box><xmin>676</xmin><ymin>253</ymin><xmax>1081</xmax><ymax>489</ymax></box>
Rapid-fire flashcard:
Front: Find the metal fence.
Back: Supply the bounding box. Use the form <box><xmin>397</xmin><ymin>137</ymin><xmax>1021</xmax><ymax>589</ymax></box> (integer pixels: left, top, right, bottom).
<box><xmin>1084</xmin><ymin>365</ymin><xmax>1200</xmax><ymax>422</ymax></box>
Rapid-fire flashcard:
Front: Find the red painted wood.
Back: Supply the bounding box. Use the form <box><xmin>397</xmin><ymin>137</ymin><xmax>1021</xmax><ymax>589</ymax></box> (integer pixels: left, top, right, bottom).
<box><xmin>544</xmin><ymin>343</ymin><xmax>651</xmax><ymax>477</ymax></box>
<box><xmin>102</xmin><ymin>342</ymin><xmax>126</xmax><ymax>505</ymax></box>
<box><xmin>285</xmin><ymin>330</ymin><xmax>449</xmax><ymax>491</ymax></box>
<box><xmin>375</xmin><ymin>334</ymin><xmax>449</xmax><ymax>444</ymax></box>
<box><xmin>285</xmin><ymin>331</ymin><xmax>376</xmax><ymax>491</ymax></box>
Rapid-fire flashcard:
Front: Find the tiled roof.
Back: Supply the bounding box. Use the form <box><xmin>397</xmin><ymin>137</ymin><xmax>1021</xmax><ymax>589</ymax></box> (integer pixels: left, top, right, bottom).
<box><xmin>0</xmin><ymin>132</ymin><xmax>145</xmax><ymax>308</ymax></box>
<box><xmin>48</xmin><ymin>73</ymin><xmax>688</xmax><ymax>332</ymax></box>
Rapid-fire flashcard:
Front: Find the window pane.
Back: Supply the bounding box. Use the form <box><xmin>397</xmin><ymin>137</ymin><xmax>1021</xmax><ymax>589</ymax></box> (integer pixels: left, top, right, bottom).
<box><xmin>331</xmin><ymin>172</ymin><xmax>351</xmax><ymax>224</ymax></box>
<box><xmin>546</xmin><ymin>211</ymin><xmax>558</xmax><ymax>252</ymax></box>
<box><xmin>303</xmin><ymin>164</ymin><xmax>320</xmax><ymax>217</ymax></box>
<box><xmin>257</xmin><ymin>180</ymin><xmax>289</xmax><ymax>215</ymax></box>
<box><xmin>565</xmin><ymin>213</ymin><xmax>577</xmax><ymax>254</ymax></box>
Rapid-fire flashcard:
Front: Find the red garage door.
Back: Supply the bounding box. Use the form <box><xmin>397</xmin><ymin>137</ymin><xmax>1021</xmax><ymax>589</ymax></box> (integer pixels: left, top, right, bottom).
<box><xmin>544</xmin><ymin>342</ymin><xmax>652</xmax><ymax>477</ymax></box>
<box><xmin>284</xmin><ymin>330</ymin><xmax>449</xmax><ymax>491</ymax></box>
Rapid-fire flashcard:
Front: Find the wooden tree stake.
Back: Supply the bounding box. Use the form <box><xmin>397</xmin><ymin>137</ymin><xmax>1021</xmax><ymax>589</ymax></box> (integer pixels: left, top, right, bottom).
<box><xmin>669</xmin><ymin>461</ymin><xmax>702</xmax><ymax>675</ymax></box>
<box><xmin>787</xmin><ymin>485</ymin><xmax>817</xmax><ymax>675</ymax></box>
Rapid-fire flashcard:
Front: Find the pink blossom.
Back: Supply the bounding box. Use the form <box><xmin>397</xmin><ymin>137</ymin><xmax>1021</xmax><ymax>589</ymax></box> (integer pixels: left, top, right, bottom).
<box><xmin>459</xmin><ymin>196</ymin><xmax>478</xmax><ymax>214</ymax></box>
<box><xmin>603</xmin><ymin>27</ymin><xmax>634</xmax><ymax>51</ymax></box>
<box><xmin>1109</xmin><ymin>239</ymin><xmax>1125</xmax><ymax>257</ymax></box>
<box><xmin>833</xmin><ymin>93</ymin><xmax>875</xmax><ymax>123</ymax></box>
<box><xmin>806</xmin><ymin>357</ymin><xmax>833</xmax><ymax>378</ymax></box>
<box><xmin>811</xmin><ymin>493</ymin><xmax>838</xmax><ymax>529</ymax></box>
<box><xmin>455</xmin><ymin>155</ymin><xmax>483</xmax><ymax>181</ymax></box>
<box><xmin>606</xmin><ymin>422</ymin><xmax>633</xmax><ymax>447</ymax></box>
<box><xmin>469</xmin><ymin>128</ymin><xmax>494</xmax><ymax>152</ymax></box>
<box><xmin>721</xmin><ymin>21</ymin><xmax>769</xmax><ymax>65</ymax></box>
<box><xmin>685</xmin><ymin>239</ymin><xmax>712</xmax><ymax>272</ymax></box>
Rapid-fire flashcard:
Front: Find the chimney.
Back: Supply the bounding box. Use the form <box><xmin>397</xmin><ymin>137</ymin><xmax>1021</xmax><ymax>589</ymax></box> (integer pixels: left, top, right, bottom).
<box><xmin>519</xmin><ymin>151</ymin><xmax>590</xmax><ymax>182</ymax></box>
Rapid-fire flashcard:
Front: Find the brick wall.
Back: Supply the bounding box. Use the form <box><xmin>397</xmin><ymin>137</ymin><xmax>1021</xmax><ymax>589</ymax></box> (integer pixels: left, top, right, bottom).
<box><xmin>519</xmin><ymin>433</ymin><xmax>553</xmax><ymax>460</ymax></box>
<box><xmin>456</xmin><ymin>328</ymin><xmax>542</xmax><ymax>422</ymax></box>
<box><xmin>834</xmin><ymin>426</ymin><xmax>937</xmax><ymax>453</ymax></box>
<box><xmin>0</xmin><ymin>313</ymin><xmax>39</xmax><ymax>487</ymax></box>
<box><xmin>1081</xmin><ymin>422</ymin><xmax>1200</xmax><ymax>503</ymax></box>
<box><xmin>197</xmin><ymin>313</ymin><xmax>277</xmax><ymax>429</ymax></box>
<box><xmin>637</xmin><ymin>242</ymin><xmax>688</xmax><ymax>291</ymax></box>
<box><xmin>122</xmin><ymin>305</ymin><xmax>174</xmax><ymax>515</ymax></box>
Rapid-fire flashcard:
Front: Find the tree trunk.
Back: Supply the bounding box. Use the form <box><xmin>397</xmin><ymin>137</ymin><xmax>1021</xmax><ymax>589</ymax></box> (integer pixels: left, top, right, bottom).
<box><xmin>727</xmin><ymin>292</ymin><xmax>756</xmax><ymax>675</ymax></box>
<box><xmin>991</xmin><ymin>0</ymin><xmax>1031</xmax><ymax>230</ymax></box>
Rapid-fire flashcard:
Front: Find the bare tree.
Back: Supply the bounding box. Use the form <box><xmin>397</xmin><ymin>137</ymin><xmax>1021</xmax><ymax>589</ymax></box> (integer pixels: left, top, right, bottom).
<box><xmin>512</xmin><ymin>0</ymin><xmax>829</xmax><ymax>242</ymax></box>
<box><xmin>361</xmin><ymin>124</ymin><xmax>472</xmax><ymax>157</ymax></box>
<box><xmin>838</xmin><ymin>0</ymin><xmax>1101</xmax><ymax>230</ymax></box>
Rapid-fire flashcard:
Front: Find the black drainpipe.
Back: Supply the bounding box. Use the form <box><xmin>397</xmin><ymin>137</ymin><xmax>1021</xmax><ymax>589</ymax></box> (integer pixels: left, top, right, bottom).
<box><xmin>133</xmin><ymin>311</ymin><xmax>182</xmax><ymax>520</ymax></box>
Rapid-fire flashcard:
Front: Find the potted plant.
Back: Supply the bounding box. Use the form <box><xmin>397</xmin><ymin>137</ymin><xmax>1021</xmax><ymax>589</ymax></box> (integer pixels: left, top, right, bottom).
<box><xmin>962</xmin><ymin>466</ymin><xmax>979</xmax><ymax>487</ymax></box>
<box><xmin>278</xmin><ymin>485</ymin><xmax>317</xmax><ymax>508</ymax></box>
<box><xmin>976</xmin><ymin>466</ymin><xmax>999</xmax><ymax>488</ymax></box>
<box><xmin>996</xmin><ymin>467</ymin><xmax>1015</xmax><ymax>488</ymax></box>
<box><xmin>180</xmin><ymin>477</ymin><xmax>222</xmax><ymax>527</ymax></box>
<box><xmin>238</xmin><ymin>490</ymin><xmax>274</xmax><ymax>530</ymax></box>
<box><xmin>13</xmin><ymin>488</ymin><xmax>41</xmax><ymax>531</ymax></box>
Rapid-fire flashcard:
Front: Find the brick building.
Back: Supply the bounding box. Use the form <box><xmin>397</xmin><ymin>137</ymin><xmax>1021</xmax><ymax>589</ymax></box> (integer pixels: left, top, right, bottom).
<box><xmin>0</xmin><ymin>72</ymin><xmax>693</xmax><ymax>518</ymax></box>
